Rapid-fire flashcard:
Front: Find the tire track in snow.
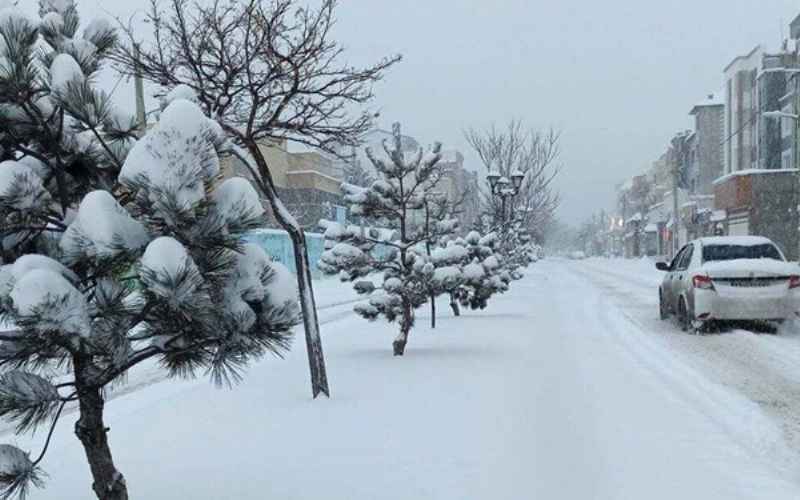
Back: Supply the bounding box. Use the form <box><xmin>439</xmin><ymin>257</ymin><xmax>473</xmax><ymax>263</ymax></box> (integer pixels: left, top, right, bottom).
<box><xmin>566</xmin><ymin>259</ymin><xmax>800</xmax><ymax>465</ymax></box>
<box><xmin>564</xmin><ymin>266</ymin><xmax>798</xmax><ymax>478</ymax></box>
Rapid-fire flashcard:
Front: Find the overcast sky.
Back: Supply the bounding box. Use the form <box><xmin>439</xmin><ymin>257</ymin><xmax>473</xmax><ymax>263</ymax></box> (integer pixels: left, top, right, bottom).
<box><xmin>22</xmin><ymin>0</ymin><xmax>800</xmax><ymax>225</ymax></box>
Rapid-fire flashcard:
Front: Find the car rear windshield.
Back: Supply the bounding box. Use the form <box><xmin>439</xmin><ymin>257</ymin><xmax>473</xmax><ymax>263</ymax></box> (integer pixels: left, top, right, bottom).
<box><xmin>702</xmin><ymin>244</ymin><xmax>782</xmax><ymax>262</ymax></box>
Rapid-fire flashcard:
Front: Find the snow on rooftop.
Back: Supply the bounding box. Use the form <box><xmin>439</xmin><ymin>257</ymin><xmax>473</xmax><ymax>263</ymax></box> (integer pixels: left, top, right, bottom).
<box><xmin>691</xmin><ymin>92</ymin><xmax>724</xmax><ymax>112</ymax></box>
<box><xmin>626</xmin><ymin>213</ymin><xmax>643</xmax><ymax>223</ymax></box>
<box><xmin>713</xmin><ymin>168</ymin><xmax>799</xmax><ymax>186</ymax></box>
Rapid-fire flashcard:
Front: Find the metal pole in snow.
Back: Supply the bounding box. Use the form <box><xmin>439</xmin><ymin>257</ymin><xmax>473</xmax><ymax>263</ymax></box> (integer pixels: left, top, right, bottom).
<box><xmin>672</xmin><ymin>157</ymin><xmax>680</xmax><ymax>257</ymax></box>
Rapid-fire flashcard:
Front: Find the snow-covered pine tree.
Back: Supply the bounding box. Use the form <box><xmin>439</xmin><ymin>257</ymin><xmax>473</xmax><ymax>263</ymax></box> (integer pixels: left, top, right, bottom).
<box><xmin>498</xmin><ymin>217</ymin><xmax>536</xmax><ymax>280</ymax></box>
<box><xmin>0</xmin><ymin>3</ymin><xmax>298</xmax><ymax>499</ymax></box>
<box><xmin>450</xmin><ymin>230</ymin><xmax>511</xmax><ymax>311</ymax></box>
<box><xmin>421</xmin><ymin>194</ymin><xmax>461</xmax><ymax>327</ymax></box>
<box><xmin>319</xmin><ymin>123</ymin><xmax>447</xmax><ymax>356</ymax></box>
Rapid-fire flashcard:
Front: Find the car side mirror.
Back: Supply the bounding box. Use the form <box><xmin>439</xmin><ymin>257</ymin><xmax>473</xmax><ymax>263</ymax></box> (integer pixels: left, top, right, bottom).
<box><xmin>655</xmin><ymin>262</ymin><xmax>670</xmax><ymax>272</ymax></box>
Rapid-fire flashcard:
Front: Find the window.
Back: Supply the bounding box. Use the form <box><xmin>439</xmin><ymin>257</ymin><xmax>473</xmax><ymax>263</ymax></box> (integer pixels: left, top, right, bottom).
<box><xmin>333</xmin><ymin>205</ymin><xmax>347</xmax><ymax>224</ymax></box>
<box><xmin>671</xmin><ymin>246</ymin><xmax>687</xmax><ymax>271</ymax></box>
<box><xmin>702</xmin><ymin>243</ymin><xmax>783</xmax><ymax>262</ymax></box>
<box><xmin>677</xmin><ymin>245</ymin><xmax>693</xmax><ymax>271</ymax></box>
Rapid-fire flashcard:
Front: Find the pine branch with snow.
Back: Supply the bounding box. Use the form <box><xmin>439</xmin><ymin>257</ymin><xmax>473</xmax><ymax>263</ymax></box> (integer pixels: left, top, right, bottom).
<box><xmin>447</xmin><ymin>230</ymin><xmax>511</xmax><ymax>311</ymax></box>
<box><xmin>0</xmin><ymin>3</ymin><xmax>300</xmax><ymax>497</ymax></box>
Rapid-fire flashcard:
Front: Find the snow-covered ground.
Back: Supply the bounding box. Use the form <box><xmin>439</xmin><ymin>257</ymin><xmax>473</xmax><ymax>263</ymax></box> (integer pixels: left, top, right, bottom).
<box><xmin>12</xmin><ymin>259</ymin><xmax>800</xmax><ymax>499</ymax></box>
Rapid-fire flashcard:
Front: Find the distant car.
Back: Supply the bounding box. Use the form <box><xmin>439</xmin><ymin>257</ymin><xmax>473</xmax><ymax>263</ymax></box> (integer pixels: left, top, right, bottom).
<box><xmin>656</xmin><ymin>236</ymin><xmax>800</xmax><ymax>334</ymax></box>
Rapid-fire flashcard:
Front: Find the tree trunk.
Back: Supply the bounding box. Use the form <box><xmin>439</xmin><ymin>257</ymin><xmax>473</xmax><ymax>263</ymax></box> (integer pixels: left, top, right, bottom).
<box><xmin>449</xmin><ymin>293</ymin><xmax>461</xmax><ymax>316</ymax></box>
<box><xmin>74</xmin><ymin>358</ymin><xmax>128</xmax><ymax>500</ymax></box>
<box><xmin>393</xmin><ymin>299</ymin><xmax>414</xmax><ymax>356</ymax></box>
<box><xmin>430</xmin><ymin>294</ymin><xmax>436</xmax><ymax>329</ymax></box>
<box><xmin>287</xmin><ymin>226</ymin><xmax>329</xmax><ymax>397</ymax></box>
<box><xmin>243</xmin><ymin>141</ymin><xmax>329</xmax><ymax>398</ymax></box>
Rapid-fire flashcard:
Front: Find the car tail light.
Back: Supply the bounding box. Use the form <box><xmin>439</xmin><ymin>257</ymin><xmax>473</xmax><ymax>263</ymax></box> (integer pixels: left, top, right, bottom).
<box><xmin>789</xmin><ymin>275</ymin><xmax>800</xmax><ymax>289</ymax></box>
<box><xmin>693</xmin><ymin>275</ymin><xmax>714</xmax><ymax>290</ymax></box>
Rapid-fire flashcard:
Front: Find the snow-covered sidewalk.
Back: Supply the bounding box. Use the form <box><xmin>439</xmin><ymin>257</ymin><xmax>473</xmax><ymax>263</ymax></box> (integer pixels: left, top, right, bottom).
<box><xmin>19</xmin><ymin>260</ymin><xmax>800</xmax><ymax>499</ymax></box>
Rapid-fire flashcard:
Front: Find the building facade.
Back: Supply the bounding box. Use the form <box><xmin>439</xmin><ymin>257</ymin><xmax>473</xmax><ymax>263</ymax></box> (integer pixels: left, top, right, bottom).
<box><xmin>437</xmin><ymin>150</ymin><xmax>481</xmax><ymax>230</ymax></box>
<box><xmin>724</xmin><ymin>46</ymin><xmax>761</xmax><ymax>174</ymax></box>
<box><xmin>222</xmin><ymin>139</ymin><xmax>348</xmax><ymax>230</ymax></box>
<box><xmin>714</xmin><ymin>169</ymin><xmax>799</xmax><ymax>260</ymax></box>
<box><xmin>688</xmin><ymin>93</ymin><xmax>724</xmax><ymax>194</ymax></box>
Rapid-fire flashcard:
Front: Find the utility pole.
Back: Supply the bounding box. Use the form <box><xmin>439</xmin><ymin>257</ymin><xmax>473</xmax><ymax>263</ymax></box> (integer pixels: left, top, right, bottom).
<box><xmin>670</xmin><ymin>134</ymin><xmax>682</xmax><ymax>258</ymax></box>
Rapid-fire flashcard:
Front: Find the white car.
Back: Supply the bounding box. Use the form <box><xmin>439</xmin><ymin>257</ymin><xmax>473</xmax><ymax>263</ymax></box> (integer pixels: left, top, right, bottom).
<box><xmin>656</xmin><ymin>236</ymin><xmax>800</xmax><ymax>333</ymax></box>
<box><xmin>569</xmin><ymin>251</ymin><xmax>586</xmax><ymax>260</ymax></box>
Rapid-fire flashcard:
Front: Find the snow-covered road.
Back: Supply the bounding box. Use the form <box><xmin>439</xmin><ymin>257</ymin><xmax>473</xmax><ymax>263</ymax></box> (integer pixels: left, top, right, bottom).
<box><xmin>20</xmin><ymin>258</ymin><xmax>800</xmax><ymax>499</ymax></box>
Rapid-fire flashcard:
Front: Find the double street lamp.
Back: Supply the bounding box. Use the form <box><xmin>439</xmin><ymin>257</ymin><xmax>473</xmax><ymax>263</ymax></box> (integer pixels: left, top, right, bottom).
<box><xmin>486</xmin><ymin>167</ymin><xmax>525</xmax><ymax>224</ymax></box>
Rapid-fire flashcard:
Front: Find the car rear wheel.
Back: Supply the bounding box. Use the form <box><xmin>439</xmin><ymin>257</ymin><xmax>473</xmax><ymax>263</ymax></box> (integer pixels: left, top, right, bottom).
<box><xmin>678</xmin><ymin>297</ymin><xmax>701</xmax><ymax>335</ymax></box>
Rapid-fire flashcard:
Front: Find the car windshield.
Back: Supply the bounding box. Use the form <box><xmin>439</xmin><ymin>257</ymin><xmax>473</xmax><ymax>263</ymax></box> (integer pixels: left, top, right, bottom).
<box><xmin>701</xmin><ymin>244</ymin><xmax>783</xmax><ymax>262</ymax></box>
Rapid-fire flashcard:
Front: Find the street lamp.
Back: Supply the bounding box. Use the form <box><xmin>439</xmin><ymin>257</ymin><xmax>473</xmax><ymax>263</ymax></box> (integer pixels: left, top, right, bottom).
<box><xmin>487</xmin><ymin>169</ymin><xmax>501</xmax><ymax>191</ymax></box>
<box><xmin>486</xmin><ymin>168</ymin><xmax>523</xmax><ymax>225</ymax></box>
<box><xmin>510</xmin><ymin>169</ymin><xmax>525</xmax><ymax>191</ymax></box>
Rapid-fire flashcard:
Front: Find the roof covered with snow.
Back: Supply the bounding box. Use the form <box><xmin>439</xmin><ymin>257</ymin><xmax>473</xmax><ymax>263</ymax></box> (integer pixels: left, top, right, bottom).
<box><xmin>690</xmin><ymin>92</ymin><xmax>724</xmax><ymax>114</ymax></box>
<box><xmin>712</xmin><ymin>168</ymin><xmax>799</xmax><ymax>186</ymax></box>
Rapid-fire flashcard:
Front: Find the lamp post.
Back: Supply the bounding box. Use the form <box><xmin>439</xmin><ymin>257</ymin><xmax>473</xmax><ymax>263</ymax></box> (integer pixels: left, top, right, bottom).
<box><xmin>486</xmin><ymin>166</ymin><xmax>524</xmax><ymax>225</ymax></box>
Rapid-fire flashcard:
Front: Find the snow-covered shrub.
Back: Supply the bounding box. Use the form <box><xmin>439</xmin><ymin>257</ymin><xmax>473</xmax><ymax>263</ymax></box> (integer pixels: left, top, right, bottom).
<box><xmin>449</xmin><ymin>231</ymin><xmax>511</xmax><ymax>310</ymax></box>
<box><xmin>319</xmin><ymin>122</ymin><xmax>451</xmax><ymax>356</ymax></box>
<box><xmin>0</xmin><ymin>3</ymin><xmax>299</xmax><ymax>498</ymax></box>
